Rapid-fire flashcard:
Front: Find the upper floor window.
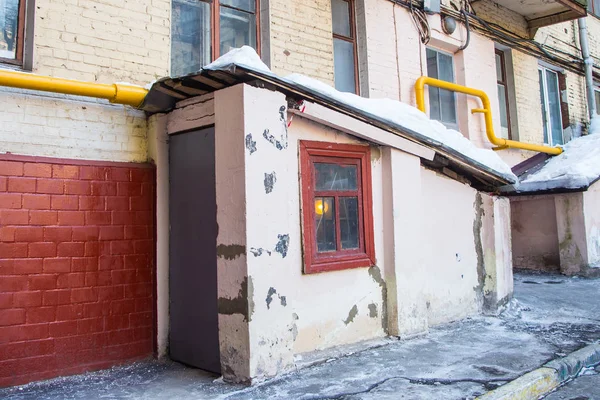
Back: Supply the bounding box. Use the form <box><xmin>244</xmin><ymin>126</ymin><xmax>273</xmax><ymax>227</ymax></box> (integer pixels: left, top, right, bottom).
<box><xmin>538</xmin><ymin>66</ymin><xmax>564</xmax><ymax>146</ymax></box>
<box><xmin>171</xmin><ymin>0</ymin><xmax>259</xmax><ymax>77</ymax></box>
<box><xmin>426</xmin><ymin>48</ymin><xmax>457</xmax><ymax>127</ymax></box>
<box><xmin>331</xmin><ymin>0</ymin><xmax>358</xmax><ymax>94</ymax></box>
<box><xmin>300</xmin><ymin>141</ymin><xmax>375</xmax><ymax>274</ymax></box>
<box><xmin>1</xmin><ymin>0</ymin><xmax>27</xmax><ymax>67</ymax></box>
<box><xmin>495</xmin><ymin>49</ymin><xmax>512</xmax><ymax>139</ymax></box>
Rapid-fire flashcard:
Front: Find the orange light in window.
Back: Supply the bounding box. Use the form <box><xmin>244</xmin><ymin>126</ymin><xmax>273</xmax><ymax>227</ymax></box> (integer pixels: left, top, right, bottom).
<box><xmin>315</xmin><ymin>199</ymin><xmax>329</xmax><ymax>215</ymax></box>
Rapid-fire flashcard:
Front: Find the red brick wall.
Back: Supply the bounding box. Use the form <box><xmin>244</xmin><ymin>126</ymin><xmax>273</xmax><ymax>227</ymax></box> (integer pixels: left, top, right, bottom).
<box><xmin>0</xmin><ymin>155</ymin><xmax>155</xmax><ymax>387</ymax></box>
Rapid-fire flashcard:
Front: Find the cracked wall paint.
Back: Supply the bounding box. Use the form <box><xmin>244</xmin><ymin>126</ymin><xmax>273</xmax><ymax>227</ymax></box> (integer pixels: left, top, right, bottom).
<box><xmin>368</xmin><ymin>303</ymin><xmax>378</xmax><ymax>318</ymax></box>
<box><xmin>217</xmin><ymin>244</ymin><xmax>246</xmax><ymax>260</ymax></box>
<box><xmin>344</xmin><ymin>305</ymin><xmax>359</xmax><ymax>325</ymax></box>
<box><xmin>245</xmin><ymin>133</ymin><xmax>257</xmax><ymax>154</ymax></box>
<box><xmin>473</xmin><ymin>193</ymin><xmax>486</xmax><ymax>307</ymax></box>
<box><xmin>265</xmin><ymin>287</ymin><xmax>287</xmax><ymax>309</ymax></box>
<box><xmin>264</xmin><ymin>172</ymin><xmax>277</xmax><ymax>194</ymax></box>
<box><xmin>266</xmin><ymin>287</ymin><xmax>277</xmax><ymax>309</ymax></box>
<box><xmin>275</xmin><ymin>234</ymin><xmax>290</xmax><ymax>258</ymax></box>
<box><xmin>369</xmin><ymin>266</ymin><xmax>388</xmax><ymax>333</ymax></box>
<box><xmin>218</xmin><ymin>276</ymin><xmax>254</xmax><ymax>322</ymax></box>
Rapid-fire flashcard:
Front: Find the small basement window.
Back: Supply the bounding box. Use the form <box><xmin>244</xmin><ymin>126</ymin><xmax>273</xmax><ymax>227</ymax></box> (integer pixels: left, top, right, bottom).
<box><xmin>300</xmin><ymin>141</ymin><xmax>375</xmax><ymax>274</ymax></box>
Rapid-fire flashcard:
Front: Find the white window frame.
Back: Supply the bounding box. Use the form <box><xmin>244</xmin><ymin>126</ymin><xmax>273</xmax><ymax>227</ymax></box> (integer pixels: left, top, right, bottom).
<box><xmin>538</xmin><ymin>65</ymin><xmax>564</xmax><ymax>146</ymax></box>
<box><xmin>425</xmin><ymin>47</ymin><xmax>458</xmax><ymax>130</ymax></box>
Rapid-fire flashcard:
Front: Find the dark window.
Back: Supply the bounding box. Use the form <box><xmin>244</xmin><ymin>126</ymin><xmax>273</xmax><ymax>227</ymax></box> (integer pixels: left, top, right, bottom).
<box><xmin>0</xmin><ymin>0</ymin><xmax>26</xmax><ymax>66</ymax></box>
<box><xmin>171</xmin><ymin>0</ymin><xmax>259</xmax><ymax>77</ymax></box>
<box><xmin>495</xmin><ymin>49</ymin><xmax>512</xmax><ymax>139</ymax></box>
<box><xmin>300</xmin><ymin>141</ymin><xmax>375</xmax><ymax>274</ymax></box>
<box><xmin>426</xmin><ymin>48</ymin><xmax>457</xmax><ymax>127</ymax></box>
<box><xmin>331</xmin><ymin>0</ymin><xmax>358</xmax><ymax>94</ymax></box>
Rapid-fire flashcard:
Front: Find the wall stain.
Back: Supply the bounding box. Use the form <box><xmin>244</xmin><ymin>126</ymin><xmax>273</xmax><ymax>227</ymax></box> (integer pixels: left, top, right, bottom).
<box><xmin>250</xmin><ymin>247</ymin><xmax>272</xmax><ymax>257</ymax></box>
<box><xmin>368</xmin><ymin>266</ymin><xmax>388</xmax><ymax>333</ymax></box>
<box><xmin>370</xmin><ymin>145</ymin><xmax>381</xmax><ymax>162</ymax></box>
<box><xmin>472</xmin><ymin>193</ymin><xmax>488</xmax><ymax>309</ymax></box>
<box><xmin>344</xmin><ymin>305</ymin><xmax>359</xmax><ymax>325</ymax></box>
<box><xmin>263</xmin><ymin>128</ymin><xmax>288</xmax><ymax>150</ymax></box>
<box><xmin>245</xmin><ymin>133</ymin><xmax>257</xmax><ymax>154</ymax></box>
<box><xmin>218</xmin><ymin>276</ymin><xmax>254</xmax><ymax>322</ymax></box>
<box><xmin>290</xmin><ymin>313</ymin><xmax>299</xmax><ymax>341</ymax></box>
<box><xmin>266</xmin><ymin>287</ymin><xmax>277</xmax><ymax>309</ymax></box>
<box><xmin>275</xmin><ymin>234</ymin><xmax>290</xmax><ymax>258</ymax></box>
<box><xmin>264</xmin><ymin>172</ymin><xmax>277</xmax><ymax>194</ymax></box>
<box><xmin>217</xmin><ymin>244</ymin><xmax>246</xmax><ymax>260</ymax></box>
<box><xmin>368</xmin><ymin>303</ymin><xmax>378</xmax><ymax>318</ymax></box>
<box><xmin>280</xmin><ymin>296</ymin><xmax>287</xmax><ymax>307</ymax></box>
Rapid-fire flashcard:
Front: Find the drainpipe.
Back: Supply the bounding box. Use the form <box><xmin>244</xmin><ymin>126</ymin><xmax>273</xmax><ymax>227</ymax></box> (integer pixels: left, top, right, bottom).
<box><xmin>578</xmin><ymin>17</ymin><xmax>596</xmax><ymax>119</ymax></box>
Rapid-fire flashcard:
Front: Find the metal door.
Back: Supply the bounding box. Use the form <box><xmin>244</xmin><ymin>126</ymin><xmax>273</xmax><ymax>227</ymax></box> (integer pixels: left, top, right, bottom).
<box><xmin>169</xmin><ymin>127</ymin><xmax>220</xmax><ymax>373</ymax></box>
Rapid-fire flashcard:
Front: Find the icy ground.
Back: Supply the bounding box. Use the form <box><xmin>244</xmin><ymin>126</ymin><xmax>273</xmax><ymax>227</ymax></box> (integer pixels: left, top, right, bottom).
<box><xmin>2</xmin><ymin>272</ymin><xmax>599</xmax><ymax>400</ymax></box>
<box><xmin>204</xmin><ymin>46</ymin><xmax>516</xmax><ymax>182</ymax></box>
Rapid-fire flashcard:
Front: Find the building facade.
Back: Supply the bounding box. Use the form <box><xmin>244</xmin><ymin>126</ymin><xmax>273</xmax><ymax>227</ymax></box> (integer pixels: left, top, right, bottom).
<box><xmin>0</xmin><ymin>0</ymin><xmax>596</xmax><ymax>387</ymax></box>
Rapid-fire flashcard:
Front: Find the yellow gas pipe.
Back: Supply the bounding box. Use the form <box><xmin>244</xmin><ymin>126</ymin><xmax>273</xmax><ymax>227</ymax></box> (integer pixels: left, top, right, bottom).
<box><xmin>414</xmin><ymin>76</ymin><xmax>562</xmax><ymax>155</ymax></box>
<box><xmin>0</xmin><ymin>69</ymin><xmax>148</xmax><ymax>108</ymax></box>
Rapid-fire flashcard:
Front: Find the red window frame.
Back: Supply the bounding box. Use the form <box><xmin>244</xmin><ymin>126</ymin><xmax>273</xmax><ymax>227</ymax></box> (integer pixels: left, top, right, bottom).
<box><xmin>300</xmin><ymin>140</ymin><xmax>375</xmax><ymax>274</ymax></box>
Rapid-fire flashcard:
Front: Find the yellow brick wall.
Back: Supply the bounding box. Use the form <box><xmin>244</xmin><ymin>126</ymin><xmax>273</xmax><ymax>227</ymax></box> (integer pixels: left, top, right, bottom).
<box><xmin>33</xmin><ymin>0</ymin><xmax>170</xmax><ymax>85</ymax></box>
<box><xmin>0</xmin><ymin>0</ymin><xmax>171</xmax><ymax>163</ymax></box>
<box><xmin>473</xmin><ymin>0</ymin><xmax>593</xmax><ymax>146</ymax></box>
<box><xmin>269</xmin><ymin>0</ymin><xmax>335</xmax><ymax>86</ymax></box>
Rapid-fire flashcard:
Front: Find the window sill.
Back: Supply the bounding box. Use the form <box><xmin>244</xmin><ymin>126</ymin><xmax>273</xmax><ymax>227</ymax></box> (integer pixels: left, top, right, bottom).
<box><xmin>304</xmin><ymin>253</ymin><xmax>375</xmax><ymax>274</ymax></box>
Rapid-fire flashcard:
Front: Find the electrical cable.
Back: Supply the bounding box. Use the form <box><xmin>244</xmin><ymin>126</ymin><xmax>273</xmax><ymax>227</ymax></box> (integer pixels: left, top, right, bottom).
<box><xmin>458</xmin><ymin>8</ymin><xmax>471</xmax><ymax>51</ymax></box>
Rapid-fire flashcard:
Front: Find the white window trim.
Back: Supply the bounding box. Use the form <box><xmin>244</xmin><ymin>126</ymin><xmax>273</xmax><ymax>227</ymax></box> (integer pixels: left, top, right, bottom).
<box><xmin>538</xmin><ymin>65</ymin><xmax>564</xmax><ymax>146</ymax></box>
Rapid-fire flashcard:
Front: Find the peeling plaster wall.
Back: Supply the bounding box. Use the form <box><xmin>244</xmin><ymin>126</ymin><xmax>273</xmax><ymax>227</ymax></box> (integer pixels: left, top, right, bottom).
<box><xmin>419</xmin><ymin>170</ymin><xmax>480</xmax><ymax>326</ymax></box>
<box><xmin>555</xmin><ymin>192</ymin><xmax>588</xmax><ymax>275</ymax></box>
<box><xmin>481</xmin><ymin>194</ymin><xmax>513</xmax><ymax>312</ymax></box>
<box><xmin>583</xmin><ymin>183</ymin><xmax>600</xmax><ymax>268</ymax></box>
<box><xmin>286</xmin><ymin>117</ymin><xmax>386</xmax><ymax>355</ymax></box>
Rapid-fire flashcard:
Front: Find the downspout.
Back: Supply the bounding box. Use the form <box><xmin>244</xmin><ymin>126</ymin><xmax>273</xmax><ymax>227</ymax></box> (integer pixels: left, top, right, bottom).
<box><xmin>0</xmin><ymin>69</ymin><xmax>148</xmax><ymax>108</ymax></box>
<box><xmin>578</xmin><ymin>17</ymin><xmax>596</xmax><ymax>119</ymax></box>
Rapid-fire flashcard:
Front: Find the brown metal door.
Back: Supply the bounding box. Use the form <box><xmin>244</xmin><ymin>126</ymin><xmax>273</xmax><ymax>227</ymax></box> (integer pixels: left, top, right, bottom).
<box><xmin>169</xmin><ymin>127</ymin><xmax>220</xmax><ymax>373</ymax></box>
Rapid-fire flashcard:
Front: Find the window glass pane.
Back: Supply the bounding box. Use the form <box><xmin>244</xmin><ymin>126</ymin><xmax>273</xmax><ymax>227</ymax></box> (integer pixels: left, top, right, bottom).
<box><xmin>340</xmin><ymin>197</ymin><xmax>359</xmax><ymax>249</ymax></box>
<box><xmin>498</xmin><ymin>84</ymin><xmax>509</xmax><ymax>138</ymax></box>
<box><xmin>0</xmin><ymin>0</ymin><xmax>19</xmax><ymax>60</ymax></box>
<box><xmin>439</xmin><ymin>88</ymin><xmax>457</xmax><ymax>124</ymax></box>
<box><xmin>171</xmin><ymin>0</ymin><xmax>211</xmax><ymax>77</ymax></box>
<box><xmin>315</xmin><ymin>197</ymin><xmax>336</xmax><ymax>252</ymax></box>
<box><xmin>332</xmin><ymin>0</ymin><xmax>351</xmax><ymax>37</ymax></box>
<box><xmin>426</xmin><ymin>49</ymin><xmax>441</xmax><ymax>120</ymax></box>
<box><xmin>495</xmin><ymin>54</ymin><xmax>503</xmax><ymax>82</ymax></box>
<box><xmin>315</xmin><ymin>163</ymin><xmax>357</xmax><ymax>191</ymax></box>
<box><xmin>437</xmin><ymin>52</ymin><xmax>454</xmax><ymax>82</ymax></box>
<box><xmin>220</xmin><ymin>0</ymin><xmax>255</xmax><ymax>13</ymax></box>
<box><xmin>545</xmin><ymin>70</ymin><xmax>563</xmax><ymax>145</ymax></box>
<box><xmin>220</xmin><ymin>5</ymin><xmax>256</xmax><ymax>56</ymax></box>
<box><xmin>333</xmin><ymin>38</ymin><xmax>356</xmax><ymax>93</ymax></box>
<box><xmin>539</xmin><ymin>69</ymin><xmax>549</xmax><ymax>144</ymax></box>
<box><xmin>595</xmin><ymin>90</ymin><xmax>600</xmax><ymax>115</ymax></box>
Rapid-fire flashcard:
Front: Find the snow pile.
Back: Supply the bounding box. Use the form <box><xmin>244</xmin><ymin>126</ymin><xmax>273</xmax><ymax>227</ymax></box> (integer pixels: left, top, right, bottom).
<box><xmin>203</xmin><ymin>46</ymin><xmax>516</xmax><ymax>181</ymax></box>
<box><xmin>285</xmin><ymin>73</ymin><xmax>516</xmax><ymax>181</ymax></box>
<box><xmin>520</xmin><ymin>116</ymin><xmax>600</xmax><ymax>190</ymax></box>
<box><xmin>204</xmin><ymin>46</ymin><xmax>271</xmax><ymax>74</ymax></box>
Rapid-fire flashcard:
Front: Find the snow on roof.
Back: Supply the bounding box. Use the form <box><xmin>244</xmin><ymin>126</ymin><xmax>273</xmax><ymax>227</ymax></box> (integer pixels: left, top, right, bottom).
<box><xmin>204</xmin><ymin>46</ymin><xmax>517</xmax><ymax>182</ymax></box>
<box><xmin>517</xmin><ymin>118</ymin><xmax>600</xmax><ymax>191</ymax></box>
